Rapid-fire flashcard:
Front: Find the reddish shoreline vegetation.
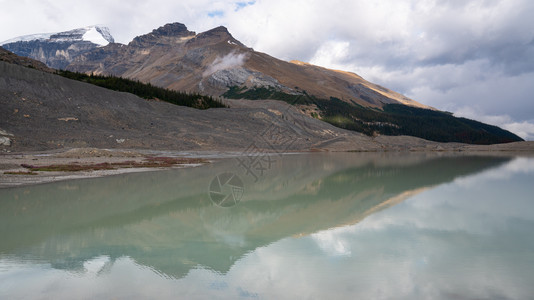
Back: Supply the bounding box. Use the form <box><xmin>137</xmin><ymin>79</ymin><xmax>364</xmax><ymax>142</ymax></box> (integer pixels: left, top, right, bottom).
<box><xmin>18</xmin><ymin>156</ymin><xmax>206</xmax><ymax>172</ymax></box>
<box><xmin>4</xmin><ymin>170</ymin><xmax>38</xmax><ymax>175</ymax></box>
<box><xmin>0</xmin><ymin>148</ymin><xmax>210</xmax><ymax>188</ymax></box>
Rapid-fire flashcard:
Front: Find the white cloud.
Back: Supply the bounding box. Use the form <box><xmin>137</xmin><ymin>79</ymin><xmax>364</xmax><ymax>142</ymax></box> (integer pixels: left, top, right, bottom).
<box><xmin>203</xmin><ymin>51</ymin><xmax>248</xmax><ymax>77</ymax></box>
<box><xmin>311</xmin><ymin>229</ymin><xmax>351</xmax><ymax>256</ymax></box>
<box><xmin>309</xmin><ymin>41</ymin><xmax>350</xmax><ymax>70</ymax></box>
<box><xmin>453</xmin><ymin>106</ymin><xmax>534</xmax><ymax>141</ymax></box>
<box><xmin>502</xmin><ymin>121</ymin><xmax>534</xmax><ymax>140</ymax></box>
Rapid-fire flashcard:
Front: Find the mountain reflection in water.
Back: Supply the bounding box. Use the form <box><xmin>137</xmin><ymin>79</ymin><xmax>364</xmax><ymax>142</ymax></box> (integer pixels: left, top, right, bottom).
<box><xmin>0</xmin><ymin>153</ymin><xmax>534</xmax><ymax>299</ymax></box>
<box><xmin>0</xmin><ymin>153</ymin><xmax>509</xmax><ymax>279</ymax></box>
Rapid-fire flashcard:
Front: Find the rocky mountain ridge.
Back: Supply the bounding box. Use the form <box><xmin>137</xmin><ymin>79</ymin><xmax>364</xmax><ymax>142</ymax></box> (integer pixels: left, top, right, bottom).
<box><xmin>59</xmin><ymin>22</ymin><xmax>429</xmax><ymax>110</ymax></box>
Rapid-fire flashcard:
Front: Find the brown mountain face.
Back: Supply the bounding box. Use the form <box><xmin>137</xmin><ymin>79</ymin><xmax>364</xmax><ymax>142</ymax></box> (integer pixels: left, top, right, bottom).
<box><xmin>67</xmin><ymin>23</ymin><xmax>429</xmax><ymax>109</ymax></box>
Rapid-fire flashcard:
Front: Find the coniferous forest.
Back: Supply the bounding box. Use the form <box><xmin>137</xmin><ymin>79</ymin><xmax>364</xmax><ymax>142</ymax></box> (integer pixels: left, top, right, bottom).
<box><xmin>223</xmin><ymin>86</ymin><xmax>523</xmax><ymax>145</ymax></box>
<box><xmin>58</xmin><ymin>70</ymin><xmax>227</xmax><ymax>109</ymax></box>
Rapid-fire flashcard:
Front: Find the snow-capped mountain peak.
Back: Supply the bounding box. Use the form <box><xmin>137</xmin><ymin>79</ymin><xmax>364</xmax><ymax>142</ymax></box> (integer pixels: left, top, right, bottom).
<box><xmin>1</xmin><ymin>25</ymin><xmax>114</xmax><ymax>46</ymax></box>
<box><xmin>48</xmin><ymin>25</ymin><xmax>114</xmax><ymax>45</ymax></box>
<box><xmin>1</xmin><ymin>25</ymin><xmax>115</xmax><ymax>69</ymax></box>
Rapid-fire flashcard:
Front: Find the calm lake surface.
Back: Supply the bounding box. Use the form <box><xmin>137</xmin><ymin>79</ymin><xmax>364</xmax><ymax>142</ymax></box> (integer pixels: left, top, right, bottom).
<box><xmin>1</xmin><ymin>153</ymin><xmax>533</xmax><ymax>299</ymax></box>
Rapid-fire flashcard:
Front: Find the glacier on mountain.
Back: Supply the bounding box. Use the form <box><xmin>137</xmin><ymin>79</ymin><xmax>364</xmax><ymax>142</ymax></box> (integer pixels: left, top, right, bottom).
<box><xmin>82</xmin><ymin>27</ymin><xmax>111</xmax><ymax>46</ymax></box>
<box><xmin>1</xmin><ymin>25</ymin><xmax>115</xmax><ymax>69</ymax></box>
<box><xmin>1</xmin><ymin>26</ymin><xmax>114</xmax><ymax>46</ymax></box>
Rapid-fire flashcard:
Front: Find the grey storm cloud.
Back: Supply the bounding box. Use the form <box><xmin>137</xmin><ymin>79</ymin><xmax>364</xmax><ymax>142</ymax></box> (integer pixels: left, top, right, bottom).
<box><xmin>1</xmin><ymin>0</ymin><xmax>533</xmax><ymax>139</ymax></box>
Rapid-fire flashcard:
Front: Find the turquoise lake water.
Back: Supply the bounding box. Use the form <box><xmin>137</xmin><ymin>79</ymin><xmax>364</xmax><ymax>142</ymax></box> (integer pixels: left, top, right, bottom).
<box><xmin>1</xmin><ymin>153</ymin><xmax>533</xmax><ymax>299</ymax></box>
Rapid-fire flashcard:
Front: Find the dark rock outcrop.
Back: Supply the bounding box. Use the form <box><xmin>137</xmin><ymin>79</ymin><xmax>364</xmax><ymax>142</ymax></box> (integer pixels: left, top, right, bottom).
<box><xmin>129</xmin><ymin>23</ymin><xmax>195</xmax><ymax>48</ymax></box>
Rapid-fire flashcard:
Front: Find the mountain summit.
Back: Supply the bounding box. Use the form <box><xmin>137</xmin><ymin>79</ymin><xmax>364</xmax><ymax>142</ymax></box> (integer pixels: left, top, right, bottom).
<box><xmin>129</xmin><ymin>23</ymin><xmax>195</xmax><ymax>47</ymax></box>
<box><xmin>1</xmin><ymin>26</ymin><xmax>114</xmax><ymax>69</ymax></box>
<box><xmin>64</xmin><ymin>22</ymin><xmax>428</xmax><ymax>110</ymax></box>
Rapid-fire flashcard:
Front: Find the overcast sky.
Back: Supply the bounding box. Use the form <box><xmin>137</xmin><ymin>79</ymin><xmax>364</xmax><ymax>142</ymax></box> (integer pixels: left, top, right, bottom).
<box><xmin>1</xmin><ymin>0</ymin><xmax>533</xmax><ymax>140</ymax></box>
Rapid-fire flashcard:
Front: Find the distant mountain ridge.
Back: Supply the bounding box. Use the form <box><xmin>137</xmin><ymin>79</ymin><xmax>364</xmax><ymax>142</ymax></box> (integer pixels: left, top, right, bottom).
<box><xmin>1</xmin><ymin>26</ymin><xmax>114</xmax><ymax>69</ymax></box>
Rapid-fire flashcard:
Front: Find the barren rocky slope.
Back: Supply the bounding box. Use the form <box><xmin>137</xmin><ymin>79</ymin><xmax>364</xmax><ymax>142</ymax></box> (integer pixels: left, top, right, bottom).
<box><xmin>0</xmin><ymin>61</ymin><xmax>382</xmax><ymax>152</ymax></box>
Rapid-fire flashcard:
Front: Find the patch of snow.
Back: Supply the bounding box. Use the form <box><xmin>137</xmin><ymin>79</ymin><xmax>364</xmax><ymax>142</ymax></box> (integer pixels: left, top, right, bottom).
<box><xmin>83</xmin><ymin>26</ymin><xmax>109</xmax><ymax>46</ymax></box>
